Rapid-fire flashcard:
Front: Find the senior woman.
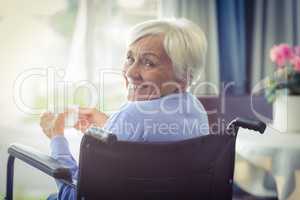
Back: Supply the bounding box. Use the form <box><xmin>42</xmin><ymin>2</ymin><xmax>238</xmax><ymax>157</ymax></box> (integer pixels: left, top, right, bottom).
<box><xmin>40</xmin><ymin>18</ymin><xmax>209</xmax><ymax>200</ymax></box>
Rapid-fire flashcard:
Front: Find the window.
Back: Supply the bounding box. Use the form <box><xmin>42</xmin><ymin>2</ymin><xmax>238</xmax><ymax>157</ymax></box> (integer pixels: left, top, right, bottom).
<box><xmin>0</xmin><ymin>0</ymin><xmax>159</xmax><ymax>198</ymax></box>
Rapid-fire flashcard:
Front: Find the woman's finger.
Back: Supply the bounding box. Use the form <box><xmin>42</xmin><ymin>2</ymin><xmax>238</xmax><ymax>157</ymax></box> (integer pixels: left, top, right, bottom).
<box><xmin>78</xmin><ymin>114</ymin><xmax>89</xmax><ymax>119</ymax></box>
<box><xmin>40</xmin><ymin>115</ymin><xmax>55</xmax><ymax>125</ymax></box>
<box><xmin>41</xmin><ymin>111</ymin><xmax>53</xmax><ymax>118</ymax></box>
<box><xmin>74</xmin><ymin>124</ymin><xmax>87</xmax><ymax>133</ymax></box>
<box><xmin>74</xmin><ymin>119</ymin><xmax>90</xmax><ymax>132</ymax></box>
<box><xmin>56</xmin><ymin>113</ymin><xmax>66</xmax><ymax>122</ymax></box>
<box><xmin>40</xmin><ymin>111</ymin><xmax>50</xmax><ymax>117</ymax></box>
<box><xmin>74</xmin><ymin>122</ymin><xmax>80</xmax><ymax>130</ymax></box>
<box><xmin>78</xmin><ymin>107</ymin><xmax>96</xmax><ymax>115</ymax></box>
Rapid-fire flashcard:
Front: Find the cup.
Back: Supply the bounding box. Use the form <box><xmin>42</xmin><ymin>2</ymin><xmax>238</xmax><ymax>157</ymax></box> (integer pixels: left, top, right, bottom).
<box><xmin>65</xmin><ymin>105</ymin><xmax>79</xmax><ymax>128</ymax></box>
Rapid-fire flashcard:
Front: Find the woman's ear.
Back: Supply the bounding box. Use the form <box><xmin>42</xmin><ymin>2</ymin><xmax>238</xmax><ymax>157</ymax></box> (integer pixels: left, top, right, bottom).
<box><xmin>177</xmin><ymin>68</ymin><xmax>193</xmax><ymax>92</ymax></box>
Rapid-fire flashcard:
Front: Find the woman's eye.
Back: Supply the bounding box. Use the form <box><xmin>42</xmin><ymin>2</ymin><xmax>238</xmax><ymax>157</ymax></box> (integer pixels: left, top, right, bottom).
<box><xmin>144</xmin><ymin>59</ymin><xmax>155</xmax><ymax>67</ymax></box>
<box><xmin>126</xmin><ymin>56</ymin><xmax>134</xmax><ymax>65</ymax></box>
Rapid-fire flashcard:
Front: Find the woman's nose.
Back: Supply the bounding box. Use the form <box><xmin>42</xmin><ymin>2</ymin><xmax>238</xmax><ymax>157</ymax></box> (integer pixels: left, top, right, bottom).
<box><xmin>125</xmin><ymin>62</ymin><xmax>141</xmax><ymax>80</ymax></box>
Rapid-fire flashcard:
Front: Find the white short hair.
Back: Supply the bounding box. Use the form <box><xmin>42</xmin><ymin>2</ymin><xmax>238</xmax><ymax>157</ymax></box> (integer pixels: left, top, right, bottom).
<box><xmin>127</xmin><ymin>18</ymin><xmax>207</xmax><ymax>85</ymax></box>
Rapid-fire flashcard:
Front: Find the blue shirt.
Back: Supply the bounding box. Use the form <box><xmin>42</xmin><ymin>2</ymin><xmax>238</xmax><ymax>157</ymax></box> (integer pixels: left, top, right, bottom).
<box><xmin>50</xmin><ymin>92</ymin><xmax>209</xmax><ymax>199</ymax></box>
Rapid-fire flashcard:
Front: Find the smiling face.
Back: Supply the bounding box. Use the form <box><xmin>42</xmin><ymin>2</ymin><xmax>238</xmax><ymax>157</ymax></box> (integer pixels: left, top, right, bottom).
<box><xmin>123</xmin><ymin>35</ymin><xmax>185</xmax><ymax>101</ymax></box>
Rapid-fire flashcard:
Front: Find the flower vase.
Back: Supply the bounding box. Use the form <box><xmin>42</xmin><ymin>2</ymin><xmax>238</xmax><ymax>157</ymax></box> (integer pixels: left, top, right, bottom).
<box><xmin>273</xmin><ymin>95</ymin><xmax>300</xmax><ymax>133</ymax></box>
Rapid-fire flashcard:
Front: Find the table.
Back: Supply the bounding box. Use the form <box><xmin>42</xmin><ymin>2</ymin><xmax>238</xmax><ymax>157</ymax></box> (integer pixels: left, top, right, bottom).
<box><xmin>235</xmin><ymin>126</ymin><xmax>300</xmax><ymax>200</ymax></box>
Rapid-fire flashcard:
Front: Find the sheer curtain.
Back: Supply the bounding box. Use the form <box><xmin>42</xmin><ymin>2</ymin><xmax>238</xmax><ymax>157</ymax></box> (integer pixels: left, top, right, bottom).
<box><xmin>250</xmin><ymin>0</ymin><xmax>300</xmax><ymax>90</ymax></box>
<box><xmin>65</xmin><ymin>0</ymin><xmax>87</xmax><ymax>82</ymax></box>
<box><xmin>159</xmin><ymin>0</ymin><xmax>220</xmax><ymax>95</ymax></box>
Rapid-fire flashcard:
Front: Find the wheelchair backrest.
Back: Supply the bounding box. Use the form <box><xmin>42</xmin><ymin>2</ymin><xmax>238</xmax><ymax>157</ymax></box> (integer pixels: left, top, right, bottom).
<box><xmin>77</xmin><ymin>133</ymin><xmax>236</xmax><ymax>200</ymax></box>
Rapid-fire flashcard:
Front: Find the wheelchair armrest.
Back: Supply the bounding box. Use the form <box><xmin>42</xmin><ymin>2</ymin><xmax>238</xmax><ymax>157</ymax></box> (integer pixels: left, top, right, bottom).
<box><xmin>229</xmin><ymin>117</ymin><xmax>266</xmax><ymax>134</ymax></box>
<box><xmin>8</xmin><ymin>143</ymin><xmax>72</xmax><ymax>182</ymax></box>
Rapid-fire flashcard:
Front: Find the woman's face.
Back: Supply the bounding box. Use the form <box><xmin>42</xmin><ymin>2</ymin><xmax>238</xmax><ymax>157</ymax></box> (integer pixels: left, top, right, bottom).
<box><xmin>123</xmin><ymin>35</ymin><xmax>185</xmax><ymax>101</ymax></box>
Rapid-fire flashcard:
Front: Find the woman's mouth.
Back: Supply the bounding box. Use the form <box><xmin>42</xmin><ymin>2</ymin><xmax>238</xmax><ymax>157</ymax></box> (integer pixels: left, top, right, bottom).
<box><xmin>127</xmin><ymin>83</ymin><xmax>161</xmax><ymax>101</ymax></box>
<box><xmin>128</xmin><ymin>83</ymin><xmax>148</xmax><ymax>90</ymax></box>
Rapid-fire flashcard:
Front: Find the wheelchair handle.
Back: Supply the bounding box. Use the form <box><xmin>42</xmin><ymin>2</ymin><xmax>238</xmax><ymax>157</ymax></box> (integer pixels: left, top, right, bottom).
<box><xmin>229</xmin><ymin>117</ymin><xmax>266</xmax><ymax>134</ymax></box>
<box><xmin>85</xmin><ymin>126</ymin><xmax>118</xmax><ymax>144</ymax></box>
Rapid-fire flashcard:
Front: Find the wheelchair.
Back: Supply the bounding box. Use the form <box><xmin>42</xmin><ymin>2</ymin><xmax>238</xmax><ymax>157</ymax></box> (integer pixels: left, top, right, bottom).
<box><xmin>5</xmin><ymin>117</ymin><xmax>266</xmax><ymax>200</ymax></box>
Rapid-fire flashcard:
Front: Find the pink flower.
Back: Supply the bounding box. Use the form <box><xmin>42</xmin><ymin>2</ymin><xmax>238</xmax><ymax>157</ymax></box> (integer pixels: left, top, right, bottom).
<box><xmin>270</xmin><ymin>44</ymin><xmax>294</xmax><ymax>67</ymax></box>
<box><xmin>275</xmin><ymin>54</ymin><xmax>286</xmax><ymax>67</ymax></box>
<box><xmin>294</xmin><ymin>46</ymin><xmax>300</xmax><ymax>56</ymax></box>
<box><xmin>270</xmin><ymin>45</ymin><xmax>279</xmax><ymax>61</ymax></box>
<box><xmin>270</xmin><ymin>46</ymin><xmax>285</xmax><ymax>67</ymax></box>
<box><xmin>291</xmin><ymin>56</ymin><xmax>300</xmax><ymax>72</ymax></box>
<box><xmin>278</xmin><ymin>44</ymin><xmax>294</xmax><ymax>59</ymax></box>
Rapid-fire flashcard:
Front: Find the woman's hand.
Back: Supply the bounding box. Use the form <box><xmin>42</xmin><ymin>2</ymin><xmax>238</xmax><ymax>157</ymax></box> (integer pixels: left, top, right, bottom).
<box><xmin>74</xmin><ymin>108</ymin><xmax>109</xmax><ymax>133</ymax></box>
<box><xmin>40</xmin><ymin>112</ymin><xmax>65</xmax><ymax>139</ymax></box>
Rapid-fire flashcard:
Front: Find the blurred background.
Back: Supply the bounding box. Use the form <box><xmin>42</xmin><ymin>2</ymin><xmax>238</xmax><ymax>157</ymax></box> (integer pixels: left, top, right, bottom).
<box><xmin>0</xmin><ymin>0</ymin><xmax>299</xmax><ymax>199</ymax></box>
